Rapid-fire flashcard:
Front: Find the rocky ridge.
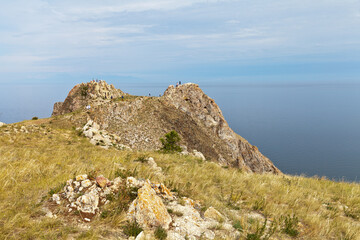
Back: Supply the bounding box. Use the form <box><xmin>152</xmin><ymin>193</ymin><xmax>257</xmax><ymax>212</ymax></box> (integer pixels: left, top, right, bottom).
<box><xmin>52</xmin><ymin>80</ymin><xmax>280</xmax><ymax>174</ymax></box>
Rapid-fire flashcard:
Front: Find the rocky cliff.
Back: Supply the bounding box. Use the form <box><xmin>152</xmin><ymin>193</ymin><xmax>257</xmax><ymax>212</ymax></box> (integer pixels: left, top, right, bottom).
<box><xmin>52</xmin><ymin>81</ymin><xmax>281</xmax><ymax>174</ymax></box>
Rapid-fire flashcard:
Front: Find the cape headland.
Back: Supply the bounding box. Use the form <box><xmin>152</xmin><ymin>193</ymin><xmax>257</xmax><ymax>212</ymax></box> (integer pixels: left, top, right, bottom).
<box><xmin>52</xmin><ymin>80</ymin><xmax>280</xmax><ymax>174</ymax></box>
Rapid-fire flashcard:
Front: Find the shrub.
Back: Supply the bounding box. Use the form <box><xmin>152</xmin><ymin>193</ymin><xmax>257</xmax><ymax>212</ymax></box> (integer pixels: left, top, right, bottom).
<box><xmin>48</xmin><ymin>182</ymin><xmax>66</xmax><ymax>196</ymax></box>
<box><xmin>123</xmin><ymin>221</ymin><xmax>143</xmax><ymax>237</ymax></box>
<box><xmin>32</xmin><ymin>116</ymin><xmax>38</xmax><ymax>120</ymax></box>
<box><xmin>252</xmin><ymin>197</ymin><xmax>266</xmax><ymax>211</ymax></box>
<box><xmin>160</xmin><ymin>130</ymin><xmax>182</xmax><ymax>153</ymax></box>
<box><xmin>154</xmin><ymin>226</ymin><xmax>167</xmax><ymax>240</ymax></box>
<box><xmin>134</xmin><ymin>155</ymin><xmax>148</xmax><ymax>163</ymax></box>
<box><xmin>80</xmin><ymin>85</ymin><xmax>89</xmax><ymax>97</ymax></box>
<box><xmin>281</xmin><ymin>214</ymin><xmax>299</xmax><ymax>237</ymax></box>
<box><xmin>233</xmin><ymin>220</ymin><xmax>243</xmax><ymax>232</ymax></box>
<box><xmin>246</xmin><ymin>219</ymin><xmax>277</xmax><ymax>240</ymax></box>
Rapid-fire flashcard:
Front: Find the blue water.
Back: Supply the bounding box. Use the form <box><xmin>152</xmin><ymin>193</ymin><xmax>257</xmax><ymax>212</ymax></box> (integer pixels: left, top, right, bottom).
<box><xmin>1</xmin><ymin>82</ymin><xmax>359</xmax><ymax>182</ymax></box>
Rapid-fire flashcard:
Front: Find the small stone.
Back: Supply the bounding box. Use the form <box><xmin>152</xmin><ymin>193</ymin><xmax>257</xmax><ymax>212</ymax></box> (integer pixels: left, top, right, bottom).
<box><xmin>73</xmin><ymin>181</ymin><xmax>80</xmax><ymax>188</ymax></box>
<box><xmin>126</xmin><ymin>177</ymin><xmax>145</xmax><ymax>189</ymax></box>
<box><xmin>68</xmin><ymin>208</ymin><xmax>73</xmax><ymax>213</ymax></box>
<box><xmin>135</xmin><ymin>231</ymin><xmax>145</xmax><ymax>240</ymax></box>
<box><xmin>66</xmin><ymin>179</ymin><xmax>73</xmax><ymax>185</ymax></box>
<box><xmin>192</xmin><ymin>150</ymin><xmax>206</xmax><ymax>161</ymax></box>
<box><xmin>67</xmin><ymin>186</ymin><xmax>74</xmax><ymax>192</ymax></box>
<box><xmin>96</xmin><ymin>175</ymin><xmax>108</xmax><ymax>188</ymax></box>
<box><xmin>110</xmin><ymin>177</ymin><xmax>122</xmax><ymax>192</ymax></box>
<box><xmin>76</xmin><ymin>174</ymin><xmax>88</xmax><ymax>181</ymax></box>
<box><xmin>45</xmin><ymin>211</ymin><xmax>57</xmax><ymax>219</ymax></box>
<box><xmin>81</xmin><ymin>179</ymin><xmax>92</xmax><ymax>188</ymax></box>
<box><xmin>52</xmin><ymin>194</ymin><xmax>61</xmax><ymax>204</ymax></box>
<box><xmin>84</xmin><ymin>218</ymin><xmax>91</xmax><ymax>222</ymax></box>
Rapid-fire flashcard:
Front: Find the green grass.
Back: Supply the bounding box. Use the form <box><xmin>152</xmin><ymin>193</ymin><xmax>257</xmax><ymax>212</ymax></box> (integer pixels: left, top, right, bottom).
<box><xmin>0</xmin><ymin>118</ymin><xmax>359</xmax><ymax>239</ymax></box>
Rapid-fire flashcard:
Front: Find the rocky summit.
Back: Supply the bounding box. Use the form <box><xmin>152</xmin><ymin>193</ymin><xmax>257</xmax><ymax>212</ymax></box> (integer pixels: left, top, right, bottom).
<box><xmin>52</xmin><ymin>80</ymin><xmax>280</xmax><ymax>174</ymax></box>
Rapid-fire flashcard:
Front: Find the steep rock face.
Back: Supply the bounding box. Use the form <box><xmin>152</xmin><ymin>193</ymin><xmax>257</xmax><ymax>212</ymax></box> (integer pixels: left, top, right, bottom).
<box><xmin>52</xmin><ymin>81</ymin><xmax>280</xmax><ymax>174</ymax></box>
<box><xmin>52</xmin><ymin>80</ymin><xmax>126</xmax><ymax>116</ymax></box>
<box><xmin>162</xmin><ymin>84</ymin><xmax>280</xmax><ymax>173</ymax></box>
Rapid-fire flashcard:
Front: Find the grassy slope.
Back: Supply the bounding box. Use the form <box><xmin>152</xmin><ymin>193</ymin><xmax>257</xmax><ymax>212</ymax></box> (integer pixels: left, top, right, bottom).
<box><xmin>0</xmin><ymin>117</ymin><xmax>359</xmax><ymax>240</ymax></box>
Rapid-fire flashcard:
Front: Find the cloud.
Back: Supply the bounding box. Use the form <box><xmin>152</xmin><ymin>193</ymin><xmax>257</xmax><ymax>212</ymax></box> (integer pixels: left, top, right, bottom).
<box><xmin>0</xmin><ymin>0</ymin><xmax>360</xmax><ymax>79</ymax></box>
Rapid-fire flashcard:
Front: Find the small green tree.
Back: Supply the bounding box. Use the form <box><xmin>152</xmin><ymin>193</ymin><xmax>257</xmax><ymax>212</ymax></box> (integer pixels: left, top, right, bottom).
<box><xmin>80</xmin><ymin>85</ymin><xmax>89</xmax><ymax>97</ymax></box>
<box><xmin>160</xmin><ymin>130</ymin><xmax>182</xmax><ymax>153</ymax></box>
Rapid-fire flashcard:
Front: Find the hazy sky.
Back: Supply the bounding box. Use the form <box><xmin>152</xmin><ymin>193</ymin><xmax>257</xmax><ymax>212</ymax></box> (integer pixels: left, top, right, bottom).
<box><xmin>1</xmin><ymin>0</ymin><xmax>360</xmax><ymax>85</ymax></box>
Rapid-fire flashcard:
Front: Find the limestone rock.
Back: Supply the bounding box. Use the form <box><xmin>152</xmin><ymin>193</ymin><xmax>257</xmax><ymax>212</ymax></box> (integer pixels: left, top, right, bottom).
<box><xmin>74</xmin><ymin>189</ymin><xmax>99</xmax><ymax>214</ymax></box>
<box><xmin>0</xmin><ymin>122</ymin><xmax>5</xmax><ymax>127</ymax></box>
<box><xmin>52</xmin><ymin>194</ymin><xmax>61</xmax><ymax>205</ymax></box>
<box><xmin>76</xmin><ymin>174</ymin><xmax>88</xmax><ymax>181</ymax></box>
<box><xmin>204</xmin><ymin>207</ymin><xmax>224</xmax><ymax>222</ymax></box>
<box><xmin>128</xmin><ymin>180</ymin><xmax>172</xmax><ymax>229</ymax></box>
<box><xmin>81</xmin><ymin>179</ymin><xmax>92</xmax><ymax>188</ymax></box>
<box><xmin>126</xmin><ymin>177</ymin><xmax>145</xmax><ymax>189</ymax></box>
<box><xmin>167</xmin><ymin>200</ymin><xmax>215</xmax><ymax>239</ymax></box>
<box><xmin>192</xmin><ymin>150</ymin><xmax>206</xmax><ymax>161</ymax></box>
<box><xmin>110</xmin><ymin>177</ymin><xmax>122</xmax><ymax>192</ymax></box>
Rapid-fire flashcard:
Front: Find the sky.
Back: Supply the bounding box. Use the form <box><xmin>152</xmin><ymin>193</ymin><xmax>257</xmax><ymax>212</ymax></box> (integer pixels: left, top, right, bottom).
<box><xmin>0</xmin><ymin>0</ymin><xmax>360</xmax><ymax>86</ymax></box>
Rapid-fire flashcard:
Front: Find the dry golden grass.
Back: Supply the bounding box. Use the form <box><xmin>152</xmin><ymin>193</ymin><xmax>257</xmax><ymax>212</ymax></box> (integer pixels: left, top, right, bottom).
<box><xmin>0</xmin><ymin>120</ymin><xmax>359</xmax><ymax>239</ymax></box>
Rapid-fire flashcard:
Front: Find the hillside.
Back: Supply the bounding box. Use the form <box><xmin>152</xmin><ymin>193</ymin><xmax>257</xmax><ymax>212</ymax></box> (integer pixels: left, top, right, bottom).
<box><xmin>0</xmin><ymin>117</ymin><xmax>359</xmax><ymax>239</ymax></box>
<box><xmin>52</xmin><ymin>81</ymin><xmax>280</xmax><ymax>174</ymax></box>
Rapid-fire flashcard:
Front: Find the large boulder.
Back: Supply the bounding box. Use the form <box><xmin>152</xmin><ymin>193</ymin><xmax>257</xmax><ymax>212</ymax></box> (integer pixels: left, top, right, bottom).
<box><xmin>128</xmin><ymin>180</ymin><xmax>172</xmax><ymax>229</ymax></box>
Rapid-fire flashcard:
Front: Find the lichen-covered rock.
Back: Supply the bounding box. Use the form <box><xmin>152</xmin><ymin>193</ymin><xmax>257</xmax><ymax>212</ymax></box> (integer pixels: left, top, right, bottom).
<box><xmin>152</xmin><ymin>183</ymin><xmax>174</xmax><ymax>200</ymax></box>
<box><xmin>128</xmin><ymin>180</ymin><xmax>172</xmax><ymax>229</ymax></box>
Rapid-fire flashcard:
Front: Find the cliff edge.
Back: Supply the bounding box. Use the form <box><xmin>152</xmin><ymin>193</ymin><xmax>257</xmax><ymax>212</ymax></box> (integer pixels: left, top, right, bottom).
<box><xmin>52</xmin><ymin>81</ymin><xmax>281</xmax><ymax>174</ymax></box>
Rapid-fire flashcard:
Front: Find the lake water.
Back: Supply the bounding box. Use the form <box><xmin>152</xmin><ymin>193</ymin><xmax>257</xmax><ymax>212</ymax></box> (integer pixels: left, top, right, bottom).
<box><xmin>1</xmin><ymin>82</ymin><xmax>359</xmax><ymax>182</ymax></box>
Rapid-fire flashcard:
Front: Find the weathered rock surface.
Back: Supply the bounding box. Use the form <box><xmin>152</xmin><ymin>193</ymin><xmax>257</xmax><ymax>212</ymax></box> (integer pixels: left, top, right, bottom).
<box><xmin>52</xmin><ymin>81</ymin><xmax>280</xmax><ymax>174</ymax></box>
<box><xmin>82</xmin><ymin>119</ymin><xmax>131</xmax><ymax>150</ymax></box>
<box><xmin>128</xmin><ymin>180</ymin><xmax>172</xmax><ymax>230</ymax></box>
<box><xmin>49</xmin><ymin>174</ymin><xmax>238</xmax><ymax>238</ymax></box>
<box><xmin>0</xmin><ymin>122</ymin><xmax>6</xmax><ymax>127</ymax></box>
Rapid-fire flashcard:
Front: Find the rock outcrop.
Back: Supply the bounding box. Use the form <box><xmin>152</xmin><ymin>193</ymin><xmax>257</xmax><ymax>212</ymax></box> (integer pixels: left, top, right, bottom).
<box><xmin>52</xmin><ymin>80</ymin><xmax>127</xmax><ymax>116</ymax></box>
<box><xmin>52</xmin><ymin>81</ymin><xmax>281</xmax><ymax>174</ymax></box>
<box><xmin>49</xmin><ymin>174</ymin><xmax>238</xmax><ymax>239</ymax></box>
<box><xmin>0</xmin><ymin>122</ymin><xmax>6</xmax><ymax>127</ymax></box>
